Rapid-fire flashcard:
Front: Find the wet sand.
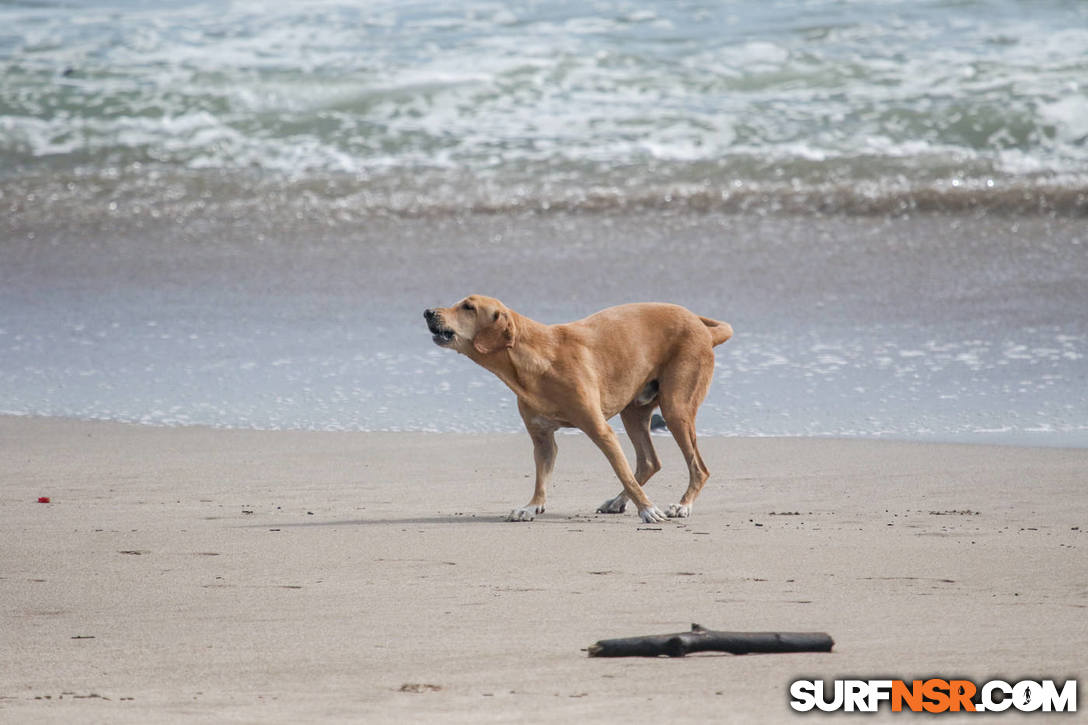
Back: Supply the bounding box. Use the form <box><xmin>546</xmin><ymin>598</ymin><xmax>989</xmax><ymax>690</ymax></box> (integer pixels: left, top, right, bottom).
<box><xmin>2</xmin><ymin>415</ymin><xmax>1085</xmax><ymax>722</ymax></box>
<box><xmin>3</xmin><ymin>210</ymin><xmax>1086</xmax><ymax>440</ymax></box>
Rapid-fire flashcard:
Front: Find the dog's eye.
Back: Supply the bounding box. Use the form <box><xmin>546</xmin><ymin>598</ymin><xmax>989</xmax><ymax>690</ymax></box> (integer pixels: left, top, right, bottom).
<box><xmin>493</xmin><ymin>311</ymin><xmax>500</xmax><ymax>321</ymax></box>
<box><xmin>462</xmin><ymin>302</ymin><xmax>474</xmax><ymax>312</ymax></box>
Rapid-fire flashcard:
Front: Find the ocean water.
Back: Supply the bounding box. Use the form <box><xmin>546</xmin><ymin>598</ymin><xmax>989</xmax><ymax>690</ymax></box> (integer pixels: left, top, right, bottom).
<box><xmin>1</xmin><ymin>0</ymin><xmax>1087</xmax><ymax>444</ymax></box>
<box><xmin>3</xmin><ymin>0</ymin><xmax>1088</xmax><ymax>213</ymax></box>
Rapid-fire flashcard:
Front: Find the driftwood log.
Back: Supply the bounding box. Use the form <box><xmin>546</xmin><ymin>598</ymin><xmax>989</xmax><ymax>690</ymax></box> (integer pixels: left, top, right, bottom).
<box><xmin>587</xmin><ymin>623</ymin><xmax>834</xmax><ymax>658</ymax></box>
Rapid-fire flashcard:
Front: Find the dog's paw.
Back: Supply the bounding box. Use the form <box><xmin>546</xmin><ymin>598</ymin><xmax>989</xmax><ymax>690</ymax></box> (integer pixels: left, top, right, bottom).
<box><xmin>665</xmin><ymin>503</ymin><xmax>691</xmax><ymax>518</ymax></box>
<box><xmin>507</xmin><ymin>505</ymin><xmax>543</xmax><ymax>522</ymax></box>
<box><xmin>596</xmin><ymin>494</ymin><xmax>628</xmax><ymax>514</ymax></box>
<box><xmin>638</xmin><ymin>506</ymin><xmax>667</xmax><ymax>524</ymax></box>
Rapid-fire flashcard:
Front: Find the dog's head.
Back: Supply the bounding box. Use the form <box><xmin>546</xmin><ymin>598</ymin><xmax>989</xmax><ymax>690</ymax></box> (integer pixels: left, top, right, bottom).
<box><xmin>423</xmin><ymin>295</ymin><xmax>515</xmax><ymax>356</ymax></box>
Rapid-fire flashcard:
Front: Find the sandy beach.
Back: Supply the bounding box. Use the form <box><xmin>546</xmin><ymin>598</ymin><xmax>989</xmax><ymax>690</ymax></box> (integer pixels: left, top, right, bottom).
<box><xmin>2</xmin><ymin>415</ymin><xmax>1085</xmax><ymax>722</ymax></box>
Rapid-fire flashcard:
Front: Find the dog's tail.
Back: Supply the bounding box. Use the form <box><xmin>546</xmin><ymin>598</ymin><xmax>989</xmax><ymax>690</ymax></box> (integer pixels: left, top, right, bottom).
<box><xmin>699</xmin><ymin>316</ymin><xmax>734</xmax><ymax>347</ymax></box>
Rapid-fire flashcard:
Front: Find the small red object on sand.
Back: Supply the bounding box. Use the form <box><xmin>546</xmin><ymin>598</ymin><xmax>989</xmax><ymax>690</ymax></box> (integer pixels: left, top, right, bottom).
<box><xmin>37</xmin><ymin>496</ymin><xmax>51</xmax><ymax>503</ymax></box>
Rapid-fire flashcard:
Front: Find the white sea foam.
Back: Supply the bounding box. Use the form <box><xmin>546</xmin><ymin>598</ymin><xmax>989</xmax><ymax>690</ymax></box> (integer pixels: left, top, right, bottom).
<box><xmin>2</xmin><ymin>0</ymin><xmax>1087</xmax><ymax>194</ymax></box>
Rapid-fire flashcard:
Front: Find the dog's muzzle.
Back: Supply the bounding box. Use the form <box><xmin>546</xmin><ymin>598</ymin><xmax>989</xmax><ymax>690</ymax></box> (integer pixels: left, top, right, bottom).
<box><xmin>424</xmin><ymin>309</ymin><xmax>455</xmax><ymax>346</ymax></box>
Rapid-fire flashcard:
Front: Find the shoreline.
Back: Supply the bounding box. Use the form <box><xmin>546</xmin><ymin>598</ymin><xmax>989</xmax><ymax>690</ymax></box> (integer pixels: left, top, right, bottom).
<box><xmin>4</xmin><ymin>209</ymin><xmax>1085</xmax><ymax>440</ymax></box>
<box><xmin>3</xmin><ymin>415</ymin><xmax>1085</xmax><ymax>722</ymax></box>
<box><xmin>3</xmin><ymin>411</ymin><xmax>1085</xmax><ymax>450</ymax></box>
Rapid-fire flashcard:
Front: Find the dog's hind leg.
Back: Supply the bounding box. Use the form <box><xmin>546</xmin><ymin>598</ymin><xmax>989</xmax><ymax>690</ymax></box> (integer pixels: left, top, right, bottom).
<box><xmin>661</xmin><ymin>413</ymin><xmax>709</xmax><ymax>518</ymax></box>
<box><xmin>597</xmin><ymin>402</ymin><xmax>660</xmax><ymax>515</ymax></box>
<box><xmin>658</xmin><ymin>354</ymin><xmax>714</xmax><ymax>518</ymax></box>
<box><xmin>582</xmin><ymin>413</ymin><xmax>666</xmax><ymax>524</ymax></box>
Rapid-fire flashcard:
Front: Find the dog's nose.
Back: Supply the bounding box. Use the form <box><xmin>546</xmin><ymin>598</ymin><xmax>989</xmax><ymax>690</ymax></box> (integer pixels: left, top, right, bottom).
<box><xmin>424</xmin><ymin>308</ymin><xmax>436</xmax><ymax>321</ymax></box>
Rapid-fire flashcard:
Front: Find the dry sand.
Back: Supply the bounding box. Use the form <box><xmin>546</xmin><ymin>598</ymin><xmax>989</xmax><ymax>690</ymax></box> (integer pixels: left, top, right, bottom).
<box><xmin>2</xmin><ymin>415</ymin><xmax>1085</xmax><ymax>723</ymax></box>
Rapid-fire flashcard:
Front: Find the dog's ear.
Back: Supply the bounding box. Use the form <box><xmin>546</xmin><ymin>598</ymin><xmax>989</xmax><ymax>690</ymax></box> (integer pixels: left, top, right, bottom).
<box><xmin>473</xmin><ymin>309</ymin><xmax>515</xmax><ymax>355</ymax></box>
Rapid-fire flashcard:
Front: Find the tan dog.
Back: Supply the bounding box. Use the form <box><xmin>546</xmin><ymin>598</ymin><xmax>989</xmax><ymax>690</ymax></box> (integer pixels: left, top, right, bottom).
<box><xmin>423</xmin><ymin>296</ymin><xmax>732</xmax><ymax>523</ymax></box>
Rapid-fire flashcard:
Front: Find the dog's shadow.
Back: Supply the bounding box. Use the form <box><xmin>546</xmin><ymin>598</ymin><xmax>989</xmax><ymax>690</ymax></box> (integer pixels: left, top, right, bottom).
<box><xmin>243</xmin><ymin>514</ymin><xmax>590</xmax><ymax>528</ymax></box>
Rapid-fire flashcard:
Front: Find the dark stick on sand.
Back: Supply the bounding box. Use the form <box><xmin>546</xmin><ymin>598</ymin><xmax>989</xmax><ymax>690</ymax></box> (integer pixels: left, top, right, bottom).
<box><xmin>587</xmin><ymin>623</ymin><xmax>834</xmax><ymax>658</ymax></box>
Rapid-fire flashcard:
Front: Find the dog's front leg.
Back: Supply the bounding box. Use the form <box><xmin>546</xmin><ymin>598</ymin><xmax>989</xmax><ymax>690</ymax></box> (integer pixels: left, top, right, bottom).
<box><xmin>508</xmin><ymin>417</ymin><xmax>557</xmax><ymax>522</ymax></box>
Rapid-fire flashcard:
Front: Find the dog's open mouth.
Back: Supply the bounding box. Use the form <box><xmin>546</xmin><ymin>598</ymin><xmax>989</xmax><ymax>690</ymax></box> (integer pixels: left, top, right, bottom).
<box><xmin>431</xmin><ymin>327</ymin><xmax>455</xmax><ymax>346</ymax></box>
<box><xmin>424</xmin><ymin>309</ymin><xmax>456</xmax><ymax>347</ymax></box>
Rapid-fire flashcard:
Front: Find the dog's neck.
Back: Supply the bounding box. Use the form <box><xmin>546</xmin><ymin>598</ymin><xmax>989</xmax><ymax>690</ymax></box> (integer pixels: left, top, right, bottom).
<box><xmin>467</xmin><ymin>312</ymin><xmax>552</xmax><ymax>400</ymax></box>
